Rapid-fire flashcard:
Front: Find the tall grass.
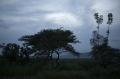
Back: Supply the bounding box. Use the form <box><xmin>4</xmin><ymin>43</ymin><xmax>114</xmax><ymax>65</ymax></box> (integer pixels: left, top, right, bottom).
<box><xmin>0</xmin><ymin>58</ymin><xmax>120</xmax><ymax>79</ymax></box>
<box><xmin>0</xmin><ymin>62</ymin><xmax>44</xmax><ymax>78</ymax></box>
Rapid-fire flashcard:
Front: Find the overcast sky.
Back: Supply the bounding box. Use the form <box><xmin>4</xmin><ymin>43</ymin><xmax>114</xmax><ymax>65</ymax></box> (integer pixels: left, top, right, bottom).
<box><xmin>0</xmin><ymin>0</ymin><xmax>120</xmax><ymax>53</ymax></box>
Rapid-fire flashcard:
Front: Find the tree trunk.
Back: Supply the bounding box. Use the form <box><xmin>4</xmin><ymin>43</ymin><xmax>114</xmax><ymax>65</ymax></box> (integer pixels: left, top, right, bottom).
<box><xmin>50</xmin><ymin>53</ymin><xmax>53</xmax><ymax>69</ymax></box>
<box><xmin>44</xmin><ymin>53</ymin><xmax>50</xmax><ymax>65</ymax></box>
<box><xmin>102</xmin><ymin>57</ymin><xmax>107</xmax><ymax>68</ymax></box>
<box><xmin>55</xmin><ymin>52</ymin><xmax>59</xmax><ymax>68</ymax></box>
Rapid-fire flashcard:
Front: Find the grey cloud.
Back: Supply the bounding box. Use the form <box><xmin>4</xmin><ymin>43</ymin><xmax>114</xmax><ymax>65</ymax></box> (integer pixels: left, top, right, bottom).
<box><xmin>0</xmin><ymin>19</ymin><xmax>8</xmax><ymax>29</ymax></box>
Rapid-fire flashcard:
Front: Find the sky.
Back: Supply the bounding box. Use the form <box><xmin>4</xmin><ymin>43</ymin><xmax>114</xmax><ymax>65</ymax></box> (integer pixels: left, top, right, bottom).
<box><xmin>0</xmin><ymin>0</ymin><xmax>120</xmax><ymax>53</ymax></box>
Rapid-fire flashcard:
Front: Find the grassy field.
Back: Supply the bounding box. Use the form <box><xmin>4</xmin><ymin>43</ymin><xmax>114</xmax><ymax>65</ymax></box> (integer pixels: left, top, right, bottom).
<box><xmin>0</xmin><ymin>58</ymin><xmax>120</xmax><ymax>79</ymax></box>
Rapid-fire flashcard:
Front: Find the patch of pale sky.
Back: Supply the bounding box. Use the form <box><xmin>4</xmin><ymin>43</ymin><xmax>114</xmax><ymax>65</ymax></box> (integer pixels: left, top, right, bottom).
<box><xmin>44</xmin><ymin>12</ymin><xmax>83</xmax><ymax>28</ymax></box>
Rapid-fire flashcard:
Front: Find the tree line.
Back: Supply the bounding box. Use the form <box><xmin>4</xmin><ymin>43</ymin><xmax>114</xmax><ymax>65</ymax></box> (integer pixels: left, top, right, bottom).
<box><xmin>0</xmin><ymin>28</ymin><xmax>80</xmax><ymax>68</ymax></box>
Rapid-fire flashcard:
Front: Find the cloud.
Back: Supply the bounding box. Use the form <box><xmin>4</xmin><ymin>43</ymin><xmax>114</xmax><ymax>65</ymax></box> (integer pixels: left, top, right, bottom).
<box><xmin>0</xmin><ymin>0</ymin><xmax>86</xmax><ymax>30</ymax></box>
<box><xmin>44</xmin><ymin>12</ymin><xmax>83</xmax><ymax>28</ymax></box>
<box><xmin>0</xmin><ymin>19</ymin><xmax>6</xmax><ymax>28</ymax></box>
<box><xmin>91</xmin><ymin>0</ymin><xmax>120</xmax><ymax>12</ymax></box>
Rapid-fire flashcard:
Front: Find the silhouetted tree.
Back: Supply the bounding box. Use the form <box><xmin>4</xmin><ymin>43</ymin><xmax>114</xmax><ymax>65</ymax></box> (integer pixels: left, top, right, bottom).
<box><xmin>90</xmin><ymin>31</ymin><xmax>106</xmax><ymax>61</ymax></box>
<box><xmin>90</xmin><ymin>13</ymin><xmax>119</xmax><ymax>68</ymax></box>
<box><xmin>0</xmin><ymin>43</ymin><xmax>20</xmax><ymax>62</ymax></box>
<box><xmin>19</xmin><ymin>28</ymin><xmax>80</xmax><ymax>68</ymax></box>
<box><xmin>94</xmin><ymin>13</ymin><xmax>103</xmax><ymax>45</ymax></box>
<box><xmin>106</xmin><ymin>13</ymin><xmax>113</xmax><ymax>44</ymax></box>
<box><xmin>19</xmin><ymin>44</ymin><xmax>32</xmax><ymax>62</ymax></box>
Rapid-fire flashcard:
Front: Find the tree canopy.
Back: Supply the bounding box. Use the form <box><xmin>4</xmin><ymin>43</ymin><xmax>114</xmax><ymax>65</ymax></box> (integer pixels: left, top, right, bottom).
<box><xmin>1</xmin><ymin>43</ymin><xmax>20</xmax><ymax>62</ymax></box>
<box><xmin>19</xmin><ymin>28</ymin><xmax>80</xmax><ymax>68</ymax></box>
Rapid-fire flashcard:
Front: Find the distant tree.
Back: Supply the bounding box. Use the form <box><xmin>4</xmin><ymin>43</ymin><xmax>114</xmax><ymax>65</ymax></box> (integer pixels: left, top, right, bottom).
<box><xmin>94</xmin><ymin>13</ymin><xmax>103</xmax><ymax>45</ymax></box>
<box><xmin>90</xmin><ymin>31</ymin><xmax>107</xmax><ymax>61</ymax></box>
<box><xmin>0</xmin><ymin>43</ymin><xmax>20</xmax><ymax>62</ymax></box>
<box><xmin>19</xmin><ymin>44</ymin><xmax>32</xmax><ymax>62</ymax></box>
<box><xmin>19</xmin><ymin>28</ymin><xmax>80</xmax><ymax>68</ymax></box>
<box><xmin>106</xmin><ymin>13</ymin><xmax>113</xmax><ymax>41</ymax></box>
<box><xmin>90</xmin><ymin>13</ymin><xmax>119</xmax><ymax>68</ymax></box>
<box><xmin>90</xmin><ymin>36</ymin><xmax>119</xmax><ymax>68</ymax></box>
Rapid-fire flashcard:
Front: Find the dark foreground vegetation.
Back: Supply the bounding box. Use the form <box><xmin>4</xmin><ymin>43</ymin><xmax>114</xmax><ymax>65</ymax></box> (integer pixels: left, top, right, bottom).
<box><xmin>0</xmin><ymin>58</ymin><xmax>120</xmax><ymax>79</ymax></box>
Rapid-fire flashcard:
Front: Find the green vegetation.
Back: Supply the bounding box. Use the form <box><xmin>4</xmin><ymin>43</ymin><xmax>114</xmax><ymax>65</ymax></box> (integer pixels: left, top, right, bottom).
<box><xmin>0</xmin><ymin>58</ymin><xmax>120</xmax><ymax>79</ymax></box>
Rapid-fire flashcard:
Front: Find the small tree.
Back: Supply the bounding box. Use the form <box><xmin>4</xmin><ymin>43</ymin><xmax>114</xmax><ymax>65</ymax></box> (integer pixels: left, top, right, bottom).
<box><xmin>106</xmin><ymin>13</ymin><xmax>113</xmax><ymax>42</ymax></box>
<box><xmin>94</xmin><ymin>13</ymin><xmax>103</xmax><ymax>45</ymax></box>
<box><xmin>0</xmin><ymin>43</ymin><xmax>20</xmax><ymax>62</ymax></box>
<box><xmin>19</xmin><ymin>28</ymin><xmax>80</xmax><ymax>68</ymax></box>
<box><xmin>19</xmin><ymin>44</ymin><xmax>32</xmax><ymax>62</ymax></box>
<box><xmin>90</xmin><ymin>13</ymin><xmax>119</xmax><ymax>68</ymax></box>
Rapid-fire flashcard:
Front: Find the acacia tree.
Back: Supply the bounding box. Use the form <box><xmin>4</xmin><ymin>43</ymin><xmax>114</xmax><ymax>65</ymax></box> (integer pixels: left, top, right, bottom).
<box><xmin>19</xmin><ymin>28</ymin><xmax>80</xmax><ymax>68</ymax></box>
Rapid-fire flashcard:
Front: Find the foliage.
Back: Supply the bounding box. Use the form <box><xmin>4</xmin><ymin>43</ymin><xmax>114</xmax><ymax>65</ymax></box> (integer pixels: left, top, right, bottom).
<box><xmin>19</xmin><ymin>44</ymin><xmax>32</xmax><ymax>62</ymax></box>
<box><xmin>0</xmin><ymin>43</ymin><xmax>33</xmax><ymax>64</ymax></box>
<box><xmin>107</xmin><ymin>13</ymin><xmax>113</xmax><ymax>36</ymax></box>
<box><xmin>0</xmin><ymin>43</ymin><xmax>20</xmax><ymax>62</ymax></box>
<box><xmin>91</xmin><ymin>41</ymin><xmax>119</xmax><ymax>67</ymax></box>
<box><xmin>90</xmin><ymin>30</ymin><xmax>106</xmax><ymax>46</ymax></box>
<box><xmin>19</xmin><ymin>28</ymin><xmax>80</xmax><ymax>68</ymax></box>
<box><xmin>90</xmin><ymin>13</ymin><xmax>119</xmax><ymax>68</ymax></box>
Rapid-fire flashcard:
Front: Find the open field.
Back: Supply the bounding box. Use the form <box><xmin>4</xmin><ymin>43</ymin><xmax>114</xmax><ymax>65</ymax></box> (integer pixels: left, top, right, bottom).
<box><xmin>0</xmin><ymin>58</ymin><xmax>120</xmax><ymax>79</ymax></box>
